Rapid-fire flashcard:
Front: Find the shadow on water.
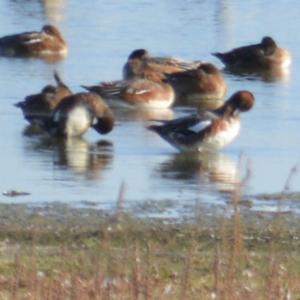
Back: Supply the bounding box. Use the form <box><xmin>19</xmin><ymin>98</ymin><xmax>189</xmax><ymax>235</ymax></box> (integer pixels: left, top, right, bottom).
<box><xmin>155</xmin><ymin>151</ymin><xmax>240</xmax><ymax>195</ymax></box>
<box><xmin>22</xmin><ymin>131</ymin><xmax>114</xmax><ymax>181</ymax></box>
<box><xmin>223</xmin><ymin>66</ymin><xmax>290</xmax><ymax>83</ymax></box>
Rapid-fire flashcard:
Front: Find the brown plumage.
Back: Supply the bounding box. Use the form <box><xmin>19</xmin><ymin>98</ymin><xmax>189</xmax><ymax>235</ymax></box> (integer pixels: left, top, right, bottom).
<box><xmin>43</xmin><ymin>92</ymin><xmax>114</xmax><ymax>137</ymax></box>
<box><xmin>123</xmin><ymin>48</ymin><xmax>203</xmax><ymax>80</ymax></box>
<box><xmin>165</xmin><ymin>63</ymin><xmax>227</xmax><ymax>102</ymax></box>
<box><xmin>148</xmin><ymin>90</ymin><xmax>254</xmax><ymax>152</ymax></box>
<box><xmin>0</xmin><ymin>25</ymin><xmax>67</xmax><ymax>58</ymax></box>
<box><xmin>83</xmin><ymin>77</ymin><xmax>175</xmax><ymax>109</ymax></box>
<box><xmin>15</xmin><ymin>72</ymin><xmax>72</xmax><ymax>124</ymax></box>
<box><xmin>212</xmin><ymin>36</ymin><xmax>291</xmax><ymax>70</ymax></box>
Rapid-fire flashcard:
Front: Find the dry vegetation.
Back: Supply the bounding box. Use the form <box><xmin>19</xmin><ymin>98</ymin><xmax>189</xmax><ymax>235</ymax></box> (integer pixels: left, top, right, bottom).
<box><xmin>0</xmin><ymin>200</ymin><xmax>299</xmax><ymax>299</ymax></box>
<box><xmin>1</xmin><ymin>171</ymin><xmax>300</xmax><ymax>299</ymax></box>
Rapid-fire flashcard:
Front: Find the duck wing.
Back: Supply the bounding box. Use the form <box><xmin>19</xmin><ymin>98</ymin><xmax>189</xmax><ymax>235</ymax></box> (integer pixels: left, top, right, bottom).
<box><xmin>212</xmin><ymin>43</ymin><xmax>266</xmax><ymax>66</ymax></box>
<box><xmin>150</xmin><ymin>111</ymin><xmax>218</xmax><ymax>135</ymax></box>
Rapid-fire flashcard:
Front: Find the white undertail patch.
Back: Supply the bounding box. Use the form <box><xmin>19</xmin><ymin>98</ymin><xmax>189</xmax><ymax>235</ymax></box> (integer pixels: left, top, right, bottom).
<box><xmin>66</xmin><ymin>106</ymin><xmax>91</xmax><ymax>137</ymax></box>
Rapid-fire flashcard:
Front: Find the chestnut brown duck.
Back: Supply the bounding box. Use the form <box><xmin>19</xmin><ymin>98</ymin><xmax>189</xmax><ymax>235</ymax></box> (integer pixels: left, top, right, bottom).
<box><xmin>0</xmin><ymin>25</ymin><xmax>67</xmax><ymax>58</ymax></box>
<box><xmin>15</xmin><ymin>72</ymin><xmax>72</xmax><ymax>125</ymax></box>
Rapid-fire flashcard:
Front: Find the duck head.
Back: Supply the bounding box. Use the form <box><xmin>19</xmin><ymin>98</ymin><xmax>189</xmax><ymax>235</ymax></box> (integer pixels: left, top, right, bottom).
<box><xmin>42</xmin><ymin>25</ymin><xmax>65</xmax><ymax>42</ymax></box>
<box><xmin>197</xmin><ymin>63</ymin><xmax>220</xmax><ymax>75</ymax></box>
<box><xmin>128</xmin><ymin>48</ymin><xmax>150</xmax><ymax>60</ymax></box>
<box><xmin>228</xmin><ymin>90</ymin><xmax>255</xmax><ymax>112</ymax></box>
<box><xmin>92</xmin><ymin>108</ymin><xmax>115</xmax><ymax>135</ymax></box>
<box><xmin>261</xmin><ymin>36</ymin><xmax>277</xmax><ymax>55</ymax></box>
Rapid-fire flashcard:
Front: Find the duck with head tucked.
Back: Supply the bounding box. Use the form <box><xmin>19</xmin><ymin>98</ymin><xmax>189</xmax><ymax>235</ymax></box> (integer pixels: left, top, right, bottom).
<box><xmin>41</xmin><ymin>92</ymin><xmax>114</xmax><ymax>138</ymax></box>
<box><xmin>15</xmin><ymin>72</ymin><xmax>72</xmax><ymax>125</ymax></box>
<box><xmin>212</xmin><ymin>37</ymin><xmax>291</xmax><ymax>70</ymax></box>
<box><xmin>148</xmin><ymin>90</ymin><xmax>254</xmax><ymax>152</ymax></box>
<box><xmin>83</xmin><ymin>75</ymin><xmax>175</xmax><ymax>109</ymax></box>
<box><xmin>165</xmin><ymin>62</ymin><xmax>227</xmax><ymax>103</ymax></box>
<box><xmin>0</xmin><ymin>25</ymin><xmax>67</xmax><ymax>58</ymax></box>
<box><xmin>123</xmin><ymin>48</ymin><xmax>203</xmax><ymax>80</ymax></box>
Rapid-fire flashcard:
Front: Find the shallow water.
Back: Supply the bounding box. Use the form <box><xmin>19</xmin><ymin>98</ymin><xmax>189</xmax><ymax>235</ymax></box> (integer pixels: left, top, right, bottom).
<box><xmin>0</xmin><ymin>0</ymin><xmax>300</xmax><ymax>215</ymax></box>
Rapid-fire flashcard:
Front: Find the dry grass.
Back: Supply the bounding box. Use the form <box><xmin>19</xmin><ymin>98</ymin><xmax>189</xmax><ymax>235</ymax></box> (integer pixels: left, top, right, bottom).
<box><xmin>0</xmin><ymin>208</ymin><xmax>299</xmax><ymax>300</ymax></box>
<box><xmin>0</xmin><ymin>168</ymin><xmax>300</xmax><ymax>299</ymax></box>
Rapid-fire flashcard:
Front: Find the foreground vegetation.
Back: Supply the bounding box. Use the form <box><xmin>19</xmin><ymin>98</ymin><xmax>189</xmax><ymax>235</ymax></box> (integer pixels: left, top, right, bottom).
<box><xmin>0</xmin><ymin>192</ymin><xmax>300</xmax><ymax>300</ymax></box>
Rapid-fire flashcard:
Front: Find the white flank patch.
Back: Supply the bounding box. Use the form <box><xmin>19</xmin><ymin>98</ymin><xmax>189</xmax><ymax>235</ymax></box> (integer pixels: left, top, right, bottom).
<box><xmin>281</xmin><ymin>55</ymin><xmax>292</xmax><ymax>69</ymax></box>
<box><xmin>136</xmin><ymin>97</ymin><xmax>174</xmax><ymax>109</ymax></box>
<box><xmin>134</xmin><ymin>89</ymin><xmax>151</xmax><ymax>95</ymax></box>
<box><xmin>203</xmin><ymin>120</ymin><xmax>240</xmax><ymax>149</ymax></box>
<box><xmin>66</xmin><ymin>106</ymin><xmax>91</xmax><ymax>137</ymax></box>
<box><xmin>40</xmin><ymin>48</ymin><xmax>68</xmax><ymax>56</ymax></box>
<box><xmin>127</xmin><ymin>87</ymin><xmax>151</xmax><ymax>95</ymax></box>
<box><xmin>270</xmin><ymin>49</ymin><xmax>291</xmax><ymax>69</ymax></box>
<box><xmin>23</xmin><ymin>38</ymin><xmax>42</xmax><ymax>45</ymax></box>
<box><xmin>189</xmin><ymin>120</ymin><xmax>212</xmax><ymax>133</ymax></box>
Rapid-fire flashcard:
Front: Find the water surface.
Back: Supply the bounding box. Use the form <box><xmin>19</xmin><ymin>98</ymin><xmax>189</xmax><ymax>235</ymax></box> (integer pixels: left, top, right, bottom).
<box><xmin>0</xmin><ymin>0</ymin><xmax>300</xmax><ymax>216</ymax></box>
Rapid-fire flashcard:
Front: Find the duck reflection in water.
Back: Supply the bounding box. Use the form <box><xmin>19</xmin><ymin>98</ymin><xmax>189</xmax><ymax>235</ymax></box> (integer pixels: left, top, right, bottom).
<box><xmin>222</xmin><ymin>65</ymin><xmax>290</xmax><ymax>83</ymax></box>
<box><xmin>165</xmin><ymin>63</ymin><xmax>227</xmax><ymax>105</ymax></box>
<box><xmin>56</xmin><ymin>138</ymin><xmax>113</xmax><ymax>180</ymax></box>
<box><xmin>25</xmin><ymin>135</ymin><xmax>113</xmax><ymax>181</ymax></box>
<box><xmin>157</xmin><ymin>151</ymin><xmax>240</xmax><ymax>194</ymax></box>
<box><xmin>0</xmin><ymin>25</ymin><xmax>67</xmax><ymax>62</ymax></box>
<box><xmin>113</xmin><ymin>107</ymin><xmax>174</xmax><ymax>123</ymax></box>
<box><xmin>213</xmin><ymin>37</ymin><xmax>291</xmax><ymax>82</ymax></box>
<box><xmin>41</xmin><ymin>0</ymin><xmax>67</xmax><ymax>23</ymax></box>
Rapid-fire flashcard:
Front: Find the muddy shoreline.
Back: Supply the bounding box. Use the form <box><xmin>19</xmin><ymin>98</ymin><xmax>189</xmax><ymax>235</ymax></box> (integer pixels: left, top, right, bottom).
<box><xmin>0</xmin><ymin>199</ymin><xmax>299</xmax><ymax>298</ymax></box>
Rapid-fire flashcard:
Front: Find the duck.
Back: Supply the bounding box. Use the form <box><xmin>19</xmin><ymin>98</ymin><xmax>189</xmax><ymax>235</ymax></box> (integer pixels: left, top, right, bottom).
<box><xmin>123</xmin><ymin>48</ymin><xmax>203</xmax><ymax>80</ymax></box>
<box><xmin>147</xmin><ymin>90</ymin><xmax>254</xmax><ymax>152</ymax></box>
<box><xmin>0</xmin><ymin>25</ymin><xmax>67</xmax><ymax>58</ymax></box>
<box><xmin>41</xmin><ymin>92</ymin><xmax>114</xmax><ymax>137</ymax></box>
<box><xmin>15</xmin><ymin>72</ymin><xmax>72</xmax><ymax>125</ymax></box>
<box><xmin>165</xmin><ymin>63</ymin><xmax>227</xmax><ymax>102</ymax></box>
<box><xmin>82</xmin><ymin>77</ymin><xmax>175</xmax><ymax>109</ymax></box>
<box><xmin>212</xmin><ymin>36</ymin><xmax>291</xmax><ymax>70</ymax></box>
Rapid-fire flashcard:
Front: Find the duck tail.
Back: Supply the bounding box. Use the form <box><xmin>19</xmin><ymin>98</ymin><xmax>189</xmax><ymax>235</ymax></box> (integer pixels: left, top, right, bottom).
<box><xmin>53</xmin><ymin>71</ymin><xmax>63</xmax><ymax>85</ymax></box>
<box><xmin>81</xmin><ymin>85</ymin><xmax>93</xmax><ymax>92</ymax></box>
<box><xmin>54</xmin><ymin>71</ymin><xmax>71</xmax><ymax>91</ymax></box>
<box><xmin>147</xmin><ymin>124</ymin><xmax>163</xmax><ymax>134</ymax></box>
<box><xmin>14</xmin><ymin>101</ymin><xmax>24</xmax><ymax>108</ymax></box>
<box><xmin>211</xmin><ymin>52</ymin><xmax>224</xmax><ymax>59</ymax></box>
<box><xmin>81</xmin><ymin>85</ymin><xmax>107</xmax><ymax>97</ymax></box>
<box><xmin>212</xmin><ymin>52</ymin><xmax>232</xmax><ymax>65</ymax></box>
